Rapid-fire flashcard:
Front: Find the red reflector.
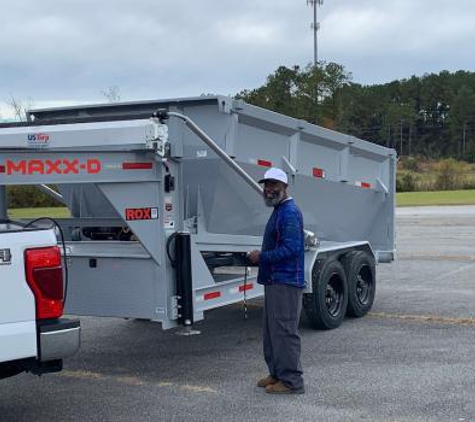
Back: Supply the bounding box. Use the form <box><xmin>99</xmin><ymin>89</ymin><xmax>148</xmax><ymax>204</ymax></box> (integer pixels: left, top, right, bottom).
<box><xmin>257</xmin><ymin>160</ymin><xmax>272</xmax><ymax>167</ymax></box>
<box><xmin>239</xmin><ymin>283</ymin><xmax>253</xmax><ymax>292</ymax></box>
<box><xmin>0</xmin><ymin>165</ymin><xmax>5</xmax><ymax>173</ymax></box>
<box><xmin>361</xmin><ymin>182</ymin><xmax>372</xmax><ymax>188</ymax></box>
<box><xmin>204</xmin><ymin>291</ymin><xmax>221</xmax><ymax>301</ymax></box>
<box><xmin>122</xmin><ymin>162</ymin><xmax>153</xmax><ymax>170</ymax></box>
<box><xmin>312</xmin><ymin>168</ymin><xmax>324</xmax><ymax>178</ymax></box>
<box><xmin>25</xmin><ymin>247</ymin><xmax>64</xmax><ymax>320</ymax></box>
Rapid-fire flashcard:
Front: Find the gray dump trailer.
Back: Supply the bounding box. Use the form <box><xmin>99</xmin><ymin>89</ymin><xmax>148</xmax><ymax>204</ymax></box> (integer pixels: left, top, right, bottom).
<box><xmin>0</xmin><ymin>96</ymin><xmax>396</xmax><ymax>330</ymax></box>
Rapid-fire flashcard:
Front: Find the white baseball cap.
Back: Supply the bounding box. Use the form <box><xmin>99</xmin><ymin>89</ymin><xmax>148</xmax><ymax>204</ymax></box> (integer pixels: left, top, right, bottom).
<box><xmin>258</xmin><ymin>167</ymin><xmax>288</xmax><ymax>185</ymax></box>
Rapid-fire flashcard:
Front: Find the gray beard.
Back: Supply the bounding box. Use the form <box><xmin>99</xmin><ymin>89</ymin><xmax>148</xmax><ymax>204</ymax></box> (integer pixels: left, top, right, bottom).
<box><xmin>263</xmin><ymin>190</ymin><xmax>285</xmax><ymax>207</ymax></box>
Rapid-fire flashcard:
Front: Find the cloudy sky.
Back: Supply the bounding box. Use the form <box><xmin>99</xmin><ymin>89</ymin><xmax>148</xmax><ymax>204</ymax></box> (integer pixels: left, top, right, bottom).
<box><xmin>1</xmin><ymin>0</ymin><xmax>474</xmax><ymax>117</ymax></box>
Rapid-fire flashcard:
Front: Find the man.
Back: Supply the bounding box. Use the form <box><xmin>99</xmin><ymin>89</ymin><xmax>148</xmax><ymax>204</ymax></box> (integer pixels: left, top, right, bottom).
<box><xmin>248</xmin><ymin>167</ymin><xmax>306</xmax><ymax>394</ymax></box>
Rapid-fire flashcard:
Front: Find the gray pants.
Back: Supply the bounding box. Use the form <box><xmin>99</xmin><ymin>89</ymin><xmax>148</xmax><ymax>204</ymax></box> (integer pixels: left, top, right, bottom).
<box><xmin>263</xmin><ymin>283</ymin><xmax>304</xmax><ymax>389</ymax></box>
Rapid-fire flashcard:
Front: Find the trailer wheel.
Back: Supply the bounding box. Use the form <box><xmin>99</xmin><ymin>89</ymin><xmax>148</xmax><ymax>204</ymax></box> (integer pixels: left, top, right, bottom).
<box><xmin>304</xmin><ymin>259</ymin><xmax>348</xmax><ymax>330</ymax></box>
<box><xmin>342</xmin><ymin>251</ymin><xmax>376</xmax><ymax>318</ymax></box>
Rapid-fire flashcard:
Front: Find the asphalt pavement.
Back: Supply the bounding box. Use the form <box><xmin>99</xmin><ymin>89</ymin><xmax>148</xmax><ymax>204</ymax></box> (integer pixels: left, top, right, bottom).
<box><xmin>1</xmin><ymin>206</ymin><xmax>475</xmax><ymax>422</ymax></box>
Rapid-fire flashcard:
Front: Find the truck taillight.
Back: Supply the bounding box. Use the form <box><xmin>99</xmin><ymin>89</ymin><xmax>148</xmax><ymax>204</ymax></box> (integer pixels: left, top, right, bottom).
<box><xmin>25</xmin><ymin>247</ymin><xmax>64</xmax><ymax>320</ymax></box>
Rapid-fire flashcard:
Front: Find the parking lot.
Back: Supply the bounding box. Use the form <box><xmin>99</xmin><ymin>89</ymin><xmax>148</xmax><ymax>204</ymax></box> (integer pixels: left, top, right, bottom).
<box><xmin>2</xmin><ymin>206</ymin><xmax>475</xmax><ymax>422</ymax></box>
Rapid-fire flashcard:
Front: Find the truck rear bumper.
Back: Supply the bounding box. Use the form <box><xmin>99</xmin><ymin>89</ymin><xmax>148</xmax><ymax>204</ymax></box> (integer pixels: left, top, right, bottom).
<box><xmin>38</xmin><ymin>319</ymin><xmax>80</xmax><ymax>362</ymax></box>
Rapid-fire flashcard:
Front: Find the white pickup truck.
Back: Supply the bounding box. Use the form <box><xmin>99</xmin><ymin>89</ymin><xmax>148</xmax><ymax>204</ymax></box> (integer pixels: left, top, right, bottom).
<box><xmin>0</xmin><ymin>221</ymin><xmax>80</xmax><ymax>380</ymax></box>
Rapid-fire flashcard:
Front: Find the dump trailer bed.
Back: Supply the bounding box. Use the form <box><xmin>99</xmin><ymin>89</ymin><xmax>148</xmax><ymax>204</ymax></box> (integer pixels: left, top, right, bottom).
<box><xmin>0</xmin><ymin>96</ymin><xmax>396</xmax><ymax>330</ymax></box>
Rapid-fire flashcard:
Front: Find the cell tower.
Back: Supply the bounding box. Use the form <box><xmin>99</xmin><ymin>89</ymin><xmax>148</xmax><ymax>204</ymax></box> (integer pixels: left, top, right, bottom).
<box><xmin>307</xmin><ymin>0</ymin><xmax>324</xmax><ymax>67</ymax></box>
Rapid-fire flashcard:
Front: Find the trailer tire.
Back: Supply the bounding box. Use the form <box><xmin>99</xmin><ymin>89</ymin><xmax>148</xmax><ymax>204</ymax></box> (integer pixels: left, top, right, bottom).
<box><xmin>342</xmin><ymin>250</ymin><xmax>376</xmax><ymax>318</ymax></box>
<box><xmin>304</xmin><ymin>259</ymin><xmax>348</xmax><ymax>330</ymax></box>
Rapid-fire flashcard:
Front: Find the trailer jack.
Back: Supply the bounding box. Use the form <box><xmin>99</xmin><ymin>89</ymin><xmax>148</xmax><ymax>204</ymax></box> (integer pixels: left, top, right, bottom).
<box><xmin>174</xmin><ymin>232</ymin><xmax>200</xmax><ymax>335</ymax></box>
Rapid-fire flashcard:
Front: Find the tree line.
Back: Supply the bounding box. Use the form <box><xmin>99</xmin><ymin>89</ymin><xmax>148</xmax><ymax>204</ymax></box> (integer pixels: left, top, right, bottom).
<box><xmin>236</xmin><ymin>64</ymin><xmax>475</xmax><ymax>161</ymax></box>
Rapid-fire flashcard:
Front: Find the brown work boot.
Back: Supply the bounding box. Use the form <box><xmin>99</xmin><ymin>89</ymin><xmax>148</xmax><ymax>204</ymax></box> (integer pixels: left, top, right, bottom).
<box><xmin>256</xmin><ymin>375</ymin><xmax>278</xmax><ymax>388</ymax></box>
<box><xmin>265</xmin><ymin>381</ymin><xmax>305</xmax><ymax>394</ymax></box>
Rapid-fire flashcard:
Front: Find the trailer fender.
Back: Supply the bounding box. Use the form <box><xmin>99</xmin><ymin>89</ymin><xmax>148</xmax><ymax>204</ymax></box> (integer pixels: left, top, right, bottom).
<box><xmin>304</xmin><ymin>248</ymin><xmax>319</xmax><ymax>294</ymax></box>
<box><xmin>304</xmin><ymin>241</ymin><xmax>375</xmax><ymax>294</ymax></box>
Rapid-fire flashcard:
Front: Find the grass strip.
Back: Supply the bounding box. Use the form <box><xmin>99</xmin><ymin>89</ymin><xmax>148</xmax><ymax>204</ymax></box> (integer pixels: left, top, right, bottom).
<box><xmin>9</xmin><ymin>207</ymin><xmax>71</xmax><ymax>219</ymax></box>
<box><xmin>397</xmin><ymin>190</ymin><xmax>475</xmax><ymax>207</ymax></box>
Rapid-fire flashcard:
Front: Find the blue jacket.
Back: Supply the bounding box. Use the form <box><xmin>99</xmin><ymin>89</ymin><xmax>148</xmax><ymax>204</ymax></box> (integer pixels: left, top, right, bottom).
<box><xmin>257</xmin><ymin>198</ymin><xmax>306</xmax><ymax>288</ymax></box>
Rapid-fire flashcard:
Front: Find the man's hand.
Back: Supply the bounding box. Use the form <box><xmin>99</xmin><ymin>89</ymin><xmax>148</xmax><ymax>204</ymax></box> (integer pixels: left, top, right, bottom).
<box><xmin>248</xmin><ymin>250</ymin><xmax>261</xmax><ymax>264</ymax></box>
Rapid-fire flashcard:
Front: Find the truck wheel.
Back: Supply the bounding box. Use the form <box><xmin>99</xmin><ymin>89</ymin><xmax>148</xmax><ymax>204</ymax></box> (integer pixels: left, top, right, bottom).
<box><xmin>304</xmin><ymin>259</ymin><xmax>348</xmax><ymax>330</ymax></box>
<box><xmin>342</xmin><ymin>251</ymin><xmax>376</xmax><ymax>318</ymax></box>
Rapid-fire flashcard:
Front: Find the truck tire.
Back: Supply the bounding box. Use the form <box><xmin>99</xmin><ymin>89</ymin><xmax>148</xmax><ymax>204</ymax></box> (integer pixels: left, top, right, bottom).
<box><xmin>304</xmin><ymin>259</ymin><xmax>348</xmax><ymax>330</ymax></box>
<box><xmin>0</xmin><ymin>362</ymin><xmax>27</xmax><ymax>380</ymax></box>
<box><xmin>342</xmin><ymin>250</ymin><xmax>376</xmax><ymax>318</ymax></box>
